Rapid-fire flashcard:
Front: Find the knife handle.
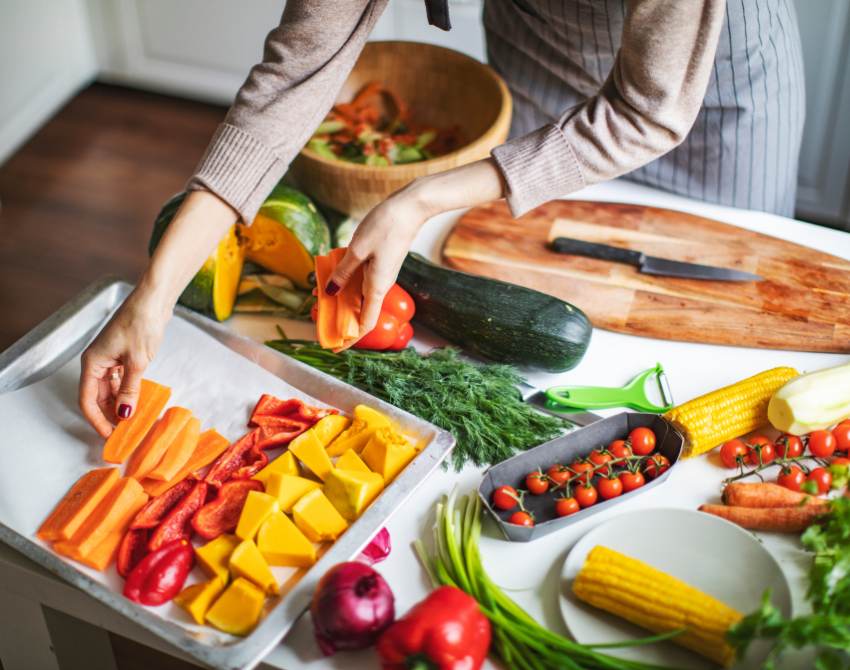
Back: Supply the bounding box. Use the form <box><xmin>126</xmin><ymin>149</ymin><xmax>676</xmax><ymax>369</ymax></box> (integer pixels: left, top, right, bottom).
<box><xmin>551</xmin><ymin>237</ymin><xmax>645</xmax><ymax>267</ymax></box>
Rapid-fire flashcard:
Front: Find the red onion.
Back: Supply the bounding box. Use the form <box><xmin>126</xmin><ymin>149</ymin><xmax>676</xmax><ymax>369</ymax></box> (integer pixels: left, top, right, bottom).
<box><xmin>359</xmin><ymin>527</ymin><xmax>392</xmax><ymax>565</ymax></box>
<box><xmin>311</xmin><ymin>562</ymin><xmax>395</xmax><ymax>655</ymax></box>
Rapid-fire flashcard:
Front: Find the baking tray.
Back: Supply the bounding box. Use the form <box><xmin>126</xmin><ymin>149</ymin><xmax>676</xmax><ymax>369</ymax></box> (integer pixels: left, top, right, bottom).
<box><xmin>0</xmin><ymin>278</ymin><xmax>455</xmax><ymax>670</ymax></box>
<box><xmin>478</xmin><ymin>413</ymin><xmax>683</xmax><ymax>542</ymax></box>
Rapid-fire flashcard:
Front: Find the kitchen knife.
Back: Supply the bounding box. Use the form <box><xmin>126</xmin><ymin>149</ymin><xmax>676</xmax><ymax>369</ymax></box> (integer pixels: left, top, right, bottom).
<box><xmin>551</xmin><ymin>237</ymin><xmax>763</xmax><ymax>282</ymax></box>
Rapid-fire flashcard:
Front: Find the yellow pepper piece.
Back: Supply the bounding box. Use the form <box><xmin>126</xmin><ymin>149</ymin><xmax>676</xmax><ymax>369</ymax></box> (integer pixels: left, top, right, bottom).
<box><xmin>229</xmin><ymin>539</ymin><xmax>279</xmax><ymax>595</ymax></box>
<box><xmin>257</xmin><ymin>511</ymin><xmax>317</xmax><ymax>567</ymax></box>
<box><xmin>291</xmin><ymin>489</ymin><xmax>348</xmax><ymax>542</ymax></box>
<box><xmin>361</xmin><ymin>427</ymin><xmax>416</xmax><ymax>483</ymax></box>
<box><xmin>266</xmin><ymin>473</ymin><xmax>321</xmax><ymax>513</ymax></box>
<box><xmin>235</xmin><ymin>491</ymin><xmax>280</xmax><ymax>541</ymax></box>
<box><xmin>195</xmin><ymin>534</ymin><xmax>240</xmax><ymax>583</ymax></box>
<box><xmin>334</xmin><ymin>448</ymin><xmax>371</xmax><ymax>474</ymax></box>
<box><xmin>205</xmin><ymin>577</ymin><xmax>265</xmax><ymax>636</ymax></box>
<box><xmin>252</xmin><ymin>450</ymin><xmax>299</xmax><ymax>486</ymax></box>
<box><xmin>326</xmin><ymin>405</ymin><xmax>392</xmax><ymax>456</ymax></box>
<box><xmin>323</xmin><ymin>468</ymin><xmax>384</xmax><ymax>521</ymax></box>
<box><xmin>312</xmin><ymin>415</ymin><xmax>350</xmax><ymax>447</ymax></box>
<box><xmin>289</xmin><ymin>430</ymin><xmax>334</xmax><ymax>480</ymax></box>
<box><xmin>174</xmin><ymin>577</ymin><xmax>226</xmax><ymax>625</ymax></box>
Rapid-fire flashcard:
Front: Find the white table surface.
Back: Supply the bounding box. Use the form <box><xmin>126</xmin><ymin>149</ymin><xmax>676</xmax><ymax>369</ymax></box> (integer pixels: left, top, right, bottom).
<box><xmin>0</xmin><ymin>178</ymin><xmax>846</xmax><ymax>670</ymax></box>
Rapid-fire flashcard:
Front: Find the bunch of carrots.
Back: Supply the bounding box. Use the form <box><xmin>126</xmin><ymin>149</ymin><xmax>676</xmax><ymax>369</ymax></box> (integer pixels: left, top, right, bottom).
<box><xmin>699</xmin><ymin>482</ymin><xmax>831</xmax><ymax>532</ymax></box>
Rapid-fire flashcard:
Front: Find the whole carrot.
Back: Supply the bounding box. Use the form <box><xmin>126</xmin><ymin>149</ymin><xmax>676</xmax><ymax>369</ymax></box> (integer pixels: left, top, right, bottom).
<box><xmin>698</xmin><ymin>503</ymin><xmax>829</xmax><ymax>532</ymax></box>
<box><xmin>722</xmin><ymin>482</ymin><xmax>820</xmax><ymax>508</ymax></box>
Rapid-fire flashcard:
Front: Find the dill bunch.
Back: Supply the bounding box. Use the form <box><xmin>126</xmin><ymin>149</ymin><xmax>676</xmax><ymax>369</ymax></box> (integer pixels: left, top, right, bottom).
<box><xmin>266</xmin><ymin>339</ymin><xmax>567</xmax><ymax>470</ymax></box>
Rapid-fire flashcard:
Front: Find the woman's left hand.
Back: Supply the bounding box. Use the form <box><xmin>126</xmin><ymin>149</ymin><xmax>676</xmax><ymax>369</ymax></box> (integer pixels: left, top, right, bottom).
<box><xmin>324</xmin><ymin>158</ymin><xmax>506</xmax><ymax>336</ymax></box>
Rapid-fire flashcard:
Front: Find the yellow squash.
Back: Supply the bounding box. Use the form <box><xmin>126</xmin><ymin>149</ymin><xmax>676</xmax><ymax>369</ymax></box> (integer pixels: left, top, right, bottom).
<box><xmin>312</xmin><ymin>414</ymin><xmax>350</xmax><ymax>447</ymax></box>
<box><xmin>229</xmin><ymin>539</ymin><xmax>279</xmax><ymax>595</ymax></box>
<box><xmin>289</xmin><ymin>430</ymin><xmax>334</xmax><ymax>480</ymax></box>
<box><xmin>257</xmin><ymin>511</ymin><xmax>317</xmax><ymax>567</ymax></box>
<box><xmin>291</xmin><ymin>489</ymin><xmax>348</xmax><ymax>542</ymax></box>
<box><xmin>205</xmin><ymin>577</ymin><xmax>266</xmax><ymax>636</ymax></box>
<box><xmin>326</xmin><ymin>405</ymin><xmax>392</xmax><ymax>456</ymax></box>
<box><xmin>361</xmin><ymin>427</ymin><xmax>416</xmax><ymax>482</ymax></box>
<box><xmin>323</xmin><ymin>468</ymin><xmax>384</xmax><ymax>521</ymax></box>
<box><xmin>334</xmin><ymin>448</ymin><xmax>371</xmax><ymax>474</ymax></box>
<box><xmin>195</xmin><ymin>534</ymin><xmax>240</xmax><ymax>584</ymax></box>
<box><xmin>174</xmin><ymin>577</ymin><xmax>226</xmax><ymax>625</ymax></box>
<box><xmin>235</xmin><ymin>491</ymin><xmax>280</xmax><ymax>541</ymax></box>
<box><xmin>266</xmin><ymin>473</ymin><xmax>321</xmax><ymax>513</ymax></box>
<box><xmin>252</xmin><ymin>450</ymin><xmax>299</xmax><ymax>486</ymax></box>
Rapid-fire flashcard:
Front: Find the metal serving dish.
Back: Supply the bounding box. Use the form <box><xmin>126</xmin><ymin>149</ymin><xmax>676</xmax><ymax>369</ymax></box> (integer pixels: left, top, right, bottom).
<box><xmin>478</xmin><ymin>413</ymin><xmax>683</xmax><ymax>542</ymax></box>
<box><xmin>0</xmin><ymin>278</ymin><xmax>455</xmax><ymax>670</ymax></box>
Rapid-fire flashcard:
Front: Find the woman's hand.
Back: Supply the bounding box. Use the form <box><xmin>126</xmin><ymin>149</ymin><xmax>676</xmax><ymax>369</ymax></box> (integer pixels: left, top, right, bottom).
<box><xmin>78</xmin><ymin>190</ymin><xmax>238</xmax><ymax>436</ymax></box>
<box><xmin>325</xmin><ymin>158</ymin><xmax>506</xmax><ymax>335</ymax></box>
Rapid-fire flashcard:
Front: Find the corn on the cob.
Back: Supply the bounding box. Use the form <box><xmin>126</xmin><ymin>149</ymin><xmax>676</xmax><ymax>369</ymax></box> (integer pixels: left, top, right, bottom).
<box><xmin>664</xmin><ymin>367</ymin><xmax>798</xmax><ymax>458</ymax></box>
<box><xmin>572</xmin><ymin>546</ymin><xmax>742</xmax><ymax>667</ymax></box>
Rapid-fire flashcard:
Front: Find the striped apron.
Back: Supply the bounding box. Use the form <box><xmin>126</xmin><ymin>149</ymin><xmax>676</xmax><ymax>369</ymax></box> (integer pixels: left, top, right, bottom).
<box><xmin>481</xmin><ymin>0</ymin><xmax>806</xmax><ymax>216</ymax></box>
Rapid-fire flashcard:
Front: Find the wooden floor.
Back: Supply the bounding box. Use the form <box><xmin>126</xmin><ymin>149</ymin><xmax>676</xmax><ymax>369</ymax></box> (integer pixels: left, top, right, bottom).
<box><xmin>0</xmin><ymin>83</ymin><xmax>226</xmax><ymax>351</ymax></box>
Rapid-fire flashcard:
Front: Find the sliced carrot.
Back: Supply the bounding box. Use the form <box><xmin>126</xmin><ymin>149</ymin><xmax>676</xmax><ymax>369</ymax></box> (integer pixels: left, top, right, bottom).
<box><xmin>53</xmin><ymin>478</ymin><xmax>148</xmax><ymax>562</ymax></box>
<box><xmin>76</xmin><ymin>526</ymin><xmax>126</xmax><ymax>572</ymax></box>
<box><xmin>315</xmin><ymin>254</ymin><xmax>342</xmax><ymax>349</ymax></box>
<box><xmin>103</xmin><ymin>379</ymin><xmax>171</xmax><ymax>464</ymax></box>
<box><xmin>722</xmin><ymin>482</ymin><xmax>820</xmax><ymax>508</ymax></box>
<box><xmin>124</xmin><ymin>407</ymin><xmax>193</xmax><ymax>480</ymax></box>
<box><xmin>331</xmin><ymin>248</ymin><xmax>363</xmax><ymax>348</ymax></box>
<box><xmin>140</xmin><ymin>429</ymin><xmax>229</xmax><ymax>497</ymax></box>
<box><xmin>37</xmin><ymin>467</ymin><xmax>119</xmax><ymax>542</ymax></box>
<box><xmin>146</xmin><ymin>416</ymin><xmax>201</xmax><ymax>482</ymax></box>
<box><xmin>698</xmin><ymin>503</ymin><xmax>829</xmax><ymax>532</ymax></box>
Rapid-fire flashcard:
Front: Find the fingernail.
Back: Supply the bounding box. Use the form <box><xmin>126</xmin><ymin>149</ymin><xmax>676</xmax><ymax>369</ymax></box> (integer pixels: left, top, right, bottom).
<box><xmin>325</xmin><ymin>281</ymin><xmax>340</xmax><ymax>296</ymax></box>
<box><xmin>118</xmin><ymin>404</ymin><xmax>132</xmax><ymax>419</ymax></box>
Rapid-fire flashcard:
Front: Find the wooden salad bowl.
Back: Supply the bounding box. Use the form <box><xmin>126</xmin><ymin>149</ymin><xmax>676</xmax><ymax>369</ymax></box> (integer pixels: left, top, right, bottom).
<box><xmin>289</xmin><ymin>41</ymin><xmax>512</xmax><ymax>218</ymax></box>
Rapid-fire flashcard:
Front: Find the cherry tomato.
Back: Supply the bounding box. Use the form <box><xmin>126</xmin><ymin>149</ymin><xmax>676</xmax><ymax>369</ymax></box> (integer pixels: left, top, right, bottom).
<box><xmin>629</xmin><ymin>427</ymin><xmax>656</xmax><ymax>456</ymax></box>
<box><xmin>509</xmin><ymin>511</ymin><xmax>534</xmax><ymax>527</ymax></box>
<box><xmin>354</xmin><ymin>312</ymin><xmax>400</xmax><ymax>350</ymax></box>
<box><xmin>555</xmin><ymin>497</ymin><xmax>580</xmax><ymax>517</ymax></box>
<box><xmin>776</xmin><ymin>434</ymin><xmax>804</xmax><ymax>459</ymax></box>
<box><xmin>547</xmin><ymin>464</ymin><xmax>571</xmax><ymax>487</ymax></box>
<box><xmin>569</xmin><ymin>461</ymin><xmax>594</xmax><ymax>486</ymax></box>
<box><xmin>575</xmin><ymin>484</ymin><xmax>598</xmax><ymax>508</ymax></box>
<box><xmin>831</xmin><ymin>422</ymin><xmax>850</xmax><ymax>453</ymax></box>
<box><xmin>382</xmin><ymin>284</ymin><xmax>416</xmax><ymax>323</ymax></box>
<box><xmin>492</xmin><ymin>486</ymin><xmax>519</xmax><ymax>511</ymax></box>
<box><xmin>643</xmin><ymin>453</ymin><xmax>671</xmax><ymax>479</ymax></box>
<box><xmin>808</xmin><ymin>430</ymin><xmax>837</xmax><ymax>459</ymax></box>
<box><xmin>719</xmin><ymin>439</ymin><xmax>748</xmax><ymax>469</ymax></box>
<box><xmin>746</xmin><ymin>436</ymin><xmax>776</xmax><ymax>466</ymax></box>
<box><xmin>619</xmin><ymin>471</ymin><xmax>645</xmax><ymax>492</ymax></box>
<box><xmin>385</xmin><ymin>320</ymin><xmax>414</xmax><ymax>351</ymax></box>
<box><xmin>777</xmin><ymin>465</ymin><xmax>806</xmax><ymax>492</ymax></box>
<box><xmin>525</xmin><ymin>471</ymin><xmax>549</xmax><ymax>495</ymax></box>
<box><xmin>608</xmin><ymin>440</ymin><xmax>632</xmax><ymax>461</ymax></box>
<box><xmin>589</xmin><ymin>449</ymin><xmax>613</xmax><ymax>467</ymax></box>
<box><xmin>598</xmin><ymin>476</ymin><xmax>623</xmax><ymax>500</ymax></box>
<box><xmin>807</xmin><ymin>467</ymin><xmax>832</xmax><ymax>494</ymax></box>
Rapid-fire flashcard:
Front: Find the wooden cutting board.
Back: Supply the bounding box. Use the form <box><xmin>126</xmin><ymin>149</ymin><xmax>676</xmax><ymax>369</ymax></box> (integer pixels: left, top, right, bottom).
<box><xmin>442</xmin><ymin>201</ymin><xmax>850</xmax><ymax>352</ymax></box>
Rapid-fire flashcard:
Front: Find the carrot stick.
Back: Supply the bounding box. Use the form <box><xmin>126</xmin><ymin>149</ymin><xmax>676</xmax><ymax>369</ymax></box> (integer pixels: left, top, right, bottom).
<box><xmin>330</xmin><ymin>247</ymin><xmax>362</xmax><ymax>348</ymax></box>
<box><xmin>698</xmin><ymin>503</ymin><xmax>829</xmax><ymax>532</ymax></box>
<box><xmin>146</xmin><ymin>416</ymin><xmax>200</xmax><ymax>482</ymax></box>
<box><xmin>37</xmin><ymin>467</ymin><xmax>119</xmax><ymax>542</ymax></box>
<box><xmin>314</xmin><ymin>254</ymin><xmax>342</xmax><ymax>349</ymax></box>
<box><xmin>140</xmin><ymin>429</ymin><xmax>229</xmax><ymax>497</ymax></box>
<box><xmin>103</xmin><ymin>379</ymin><xmax>171</xmax><ymax>463</ymax></box>
<box><xmin>124</xmin><ymin>407</ymin><xmax>192</xmax><ymax>479</ymax></box>
<box><xmin>722</xmin><ymin>482</ymin><xmax>821</xmax><ymax>508</ymax></box>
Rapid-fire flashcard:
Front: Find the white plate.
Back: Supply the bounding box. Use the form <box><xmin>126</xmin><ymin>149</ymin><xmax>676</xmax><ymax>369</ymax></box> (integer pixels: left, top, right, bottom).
<box><xmin>560</xmin><ymin>508</ymin><xmax>792</xmax><ymax>670</ymax></box>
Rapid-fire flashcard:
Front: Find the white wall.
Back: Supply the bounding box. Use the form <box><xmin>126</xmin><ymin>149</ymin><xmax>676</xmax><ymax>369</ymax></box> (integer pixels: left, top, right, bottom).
<box><xmin>0</xmin><ymin>0</ymin><xmax>97</xmax><ymax>164</ymax></box>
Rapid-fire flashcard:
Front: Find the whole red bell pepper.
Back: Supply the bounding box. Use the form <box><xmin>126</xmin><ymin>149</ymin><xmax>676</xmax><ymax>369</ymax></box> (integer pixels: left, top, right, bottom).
<box><xmin>123</xmin><ymin>539</ymin><xmax>194</xmax><ymax>606</ymax></box>
<box><xmin>191</xmin><ymin>479</ymin><xmax>263</xmax><ymax>540</ymax></box>
<box><xmin>376</xmin><ymin>586</ymin><xmax>491</xmax><ymax>670</ymax></box>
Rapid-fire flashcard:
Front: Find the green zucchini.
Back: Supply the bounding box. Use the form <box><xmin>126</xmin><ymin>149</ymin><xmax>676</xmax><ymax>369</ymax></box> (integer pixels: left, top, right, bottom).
<box><xmin>397</xmin><ymin>253</ymin><xmax>592</xmax><ymax>372</ymax></box>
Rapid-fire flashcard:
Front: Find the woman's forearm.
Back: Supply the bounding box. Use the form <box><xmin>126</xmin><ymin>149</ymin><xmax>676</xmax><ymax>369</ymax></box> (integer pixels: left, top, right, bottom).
<box><xmin>139</xmin><ymin>190</ymin><xmax>239</xmax><ymax>312</ymax></box>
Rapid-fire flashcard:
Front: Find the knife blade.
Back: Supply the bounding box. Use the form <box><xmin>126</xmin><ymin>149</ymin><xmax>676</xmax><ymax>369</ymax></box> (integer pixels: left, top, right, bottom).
<box><xmin>551</xmin><ymin>237</ymin><xmax>762</xmax><ymax>282</ymax></box>
<box><xmin>517</xmin><ymin>381</ymin><xmax>603</xmax><ymax>427</ymax></box>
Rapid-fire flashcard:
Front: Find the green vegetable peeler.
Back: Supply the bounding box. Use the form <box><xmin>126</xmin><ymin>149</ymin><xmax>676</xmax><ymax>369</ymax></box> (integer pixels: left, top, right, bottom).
<box><xmin>544</xmin><ymin>363</ymin><xmax>674</xmax><ymax>413</ymax></box>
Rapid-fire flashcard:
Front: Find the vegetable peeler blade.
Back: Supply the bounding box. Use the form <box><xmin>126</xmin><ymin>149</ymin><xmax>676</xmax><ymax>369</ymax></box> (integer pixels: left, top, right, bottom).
<box><xmin>518</xmin><ymin>383</ymin><xmax>603</xmax><ymax>426</ymax></box>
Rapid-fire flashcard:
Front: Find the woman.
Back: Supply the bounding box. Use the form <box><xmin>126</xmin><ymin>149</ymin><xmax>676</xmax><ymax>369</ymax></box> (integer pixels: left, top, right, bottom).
<box><xmin>79</xmin><ymin>0</ymin><xmax>804</xmax><ymax>435</ymax></box>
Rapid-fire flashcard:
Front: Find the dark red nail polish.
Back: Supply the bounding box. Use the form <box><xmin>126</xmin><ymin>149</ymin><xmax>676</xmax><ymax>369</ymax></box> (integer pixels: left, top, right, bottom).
<box><xmin>325</xmin><ymin>281</ymin><xmax>340</xmax><ymax>296</ymax></box>
<box><xmin>118</xmin><ymin>404</ymin><xmax>132</xmax><ymax>419</ymax></box>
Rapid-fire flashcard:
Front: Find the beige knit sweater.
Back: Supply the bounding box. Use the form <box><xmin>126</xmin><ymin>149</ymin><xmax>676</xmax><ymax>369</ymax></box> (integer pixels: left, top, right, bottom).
<box><xmin>188</xmin><ymin>0</ymin><xmax>725</xmax><ymax>222</ymax></box>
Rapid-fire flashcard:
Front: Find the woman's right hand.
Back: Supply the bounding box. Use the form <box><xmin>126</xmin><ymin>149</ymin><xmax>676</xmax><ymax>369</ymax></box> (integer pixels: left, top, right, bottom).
<box><xmin>79</xmin><ymin>287</ymin><xmax>171</xmax><ymax>438</ymax></box>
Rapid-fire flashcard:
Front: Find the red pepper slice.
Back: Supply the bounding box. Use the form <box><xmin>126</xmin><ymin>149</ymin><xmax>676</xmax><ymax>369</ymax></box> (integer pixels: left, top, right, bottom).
<box><xmin>191</xmin><ymin>479</ymin><xmax>263</xmax><ymax>541</ymax></box>
<box><xmin>130</xmin><ymin>478</ymin><xmax>195</xmax><ymax>530</ymax></box>
<box><xmin>116</xmin><ymin>528</ymin><xmax>150</xmax><ymax>578</ymax></box>
<box><xmin>249</xmin><ymin>395</ymin><xmax>337</xmax><ymax>427</ymax></box>
<box><xmin>204</xmin><ymin>430</ymin><xmax>261</xmax><ymax>486</ymax></box>
<box><xmin>230</xmin><ymin>445</ymin><xmax>268</xmax><ymax>479</ymax></box>
<box><xmin>255</xmin><ymin>419</ymin><xmax>311</xmax><ymax>450</ymax></box>
<box><xmin>123</xmin><ymin>539</ymin><xmax>194</xmax><ymax>606</ymax></box>
<box><xmin>148</xmin><ymin>481</ymin><xmax>209</xmax><ymax>552</ymax></box>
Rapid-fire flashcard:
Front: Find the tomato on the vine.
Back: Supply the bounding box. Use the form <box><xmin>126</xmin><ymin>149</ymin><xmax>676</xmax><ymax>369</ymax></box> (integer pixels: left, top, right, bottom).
<box><xmin>777</xmin><ymin>465</ymin><xmax>806</xmax><ymax>492</ymax></box>
<box><xmin>619</xmin><ymin>471</ymin><xmax>645</xmax><ymax>492</ymax></box>
<box><xmin>643</xmin><ymin>453</ymin><xmax>671</xmax><ymax>479</ymax></box>
<box><xmin>807</xmin><ymin>467</ymin><xmax>832</xmax><ymax>494</ymax></box>
<box><xmin>589</xmin><ymin>449</ymin><xmax>613</xmax><ymax>467</ymax></box>
<box><xmin>509</xmin><ymin>511</ymin><xmax>534</xmax><ymax>527</ymax></box>
<box><xmin>834</xmin><ymin>421</ymin><xmax>850</xmax><ymax>453</ymax></box>
<box><xmin>629</xmin><ymin>427</ymin><xmax>656</xmax><ymax>456</ymax></box>
<box><xmin>720</xmin><ymin>439</ymin><xmax>748</xmax><ymax>469</ymax></box>
<box><xmin>598</xmin><ymin>476</ymin><xmax>623</xmax><ymax>500</ymax></box>
<box><xmin>525</xmin><ymin>471</ymin><xmax>549</xmax><ymax>495</ymax></box>
<box><xmin>492</xmin><ymin>486</ymin><xmax>519</xmax><ymax>511</ymax></box>
<box><xmin>569</xmin><ymin>460</ymin><xmax>594</xmax><ymax>486</ymax></box>
<box><xmin>608</xmin><ymin>440</ymin><xmax>632</xmax><ymax>460</ymax></box>
<box><xmin>776</xmin><ymin>434</ymin><xmax>804</xmax><ymax>459</ymax></box>
<box><xmin>555</xmin><ymin>497</ymin><xmax>580</xmax><ymax>517</ymax></box>
<box><xmin>575</xmin><ymin>484</ymin><xmax>598</xmax><ymax>508</ymax></box>
<box><xmin>547</xmin><ymin>464</ymin><xmax>571</xmax><ymax>487</ymax></box>
<box><xmin>809</xmin><ymin>430</ymin><xmax>837</xmax><ymax>459</ymax></box>
<box><xmin>746</xmin><ymin>436</ymin><xmax>776</xmax><ymax>466</ymax></box>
